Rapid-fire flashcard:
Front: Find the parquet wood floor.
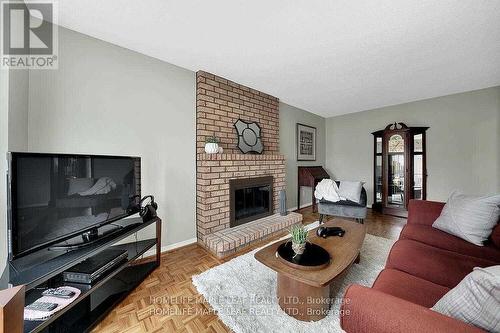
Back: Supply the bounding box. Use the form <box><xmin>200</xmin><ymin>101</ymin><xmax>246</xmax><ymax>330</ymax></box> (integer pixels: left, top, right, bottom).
<box><xmin>92</xmin><ymin>207</ymin><xmax>406</xmax><ymax>333</ymax></box>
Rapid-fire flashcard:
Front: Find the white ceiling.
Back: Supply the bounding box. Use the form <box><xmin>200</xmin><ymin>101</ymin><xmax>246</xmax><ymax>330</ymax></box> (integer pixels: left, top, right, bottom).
<box><xmin>58</xmin><ymin>0</ymin><xmax>500</xmax><ymax>118</ymax></box>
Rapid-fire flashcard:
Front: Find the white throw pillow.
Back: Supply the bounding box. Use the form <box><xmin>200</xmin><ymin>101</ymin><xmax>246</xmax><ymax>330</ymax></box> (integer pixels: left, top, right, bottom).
<box><xmin>432</xmin><ymin>266</ymin><xmax>500</xmax><ymax>332</ymax></box>
<box><xmin>338</xmin><ymin>181</ymin><xmax>364</xmax><ymax>203</ymax></box>
<box><xmin>432</xmin><ymin>191</ymin><xmax>500</xmax><ymax>246</ymax></box>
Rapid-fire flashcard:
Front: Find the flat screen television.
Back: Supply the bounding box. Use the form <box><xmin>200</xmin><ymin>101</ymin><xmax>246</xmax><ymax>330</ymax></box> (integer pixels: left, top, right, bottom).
<box><xmin>7</xmin><ymin>152</ymin><xmax>141</xmax><ymax>259</ymax></box>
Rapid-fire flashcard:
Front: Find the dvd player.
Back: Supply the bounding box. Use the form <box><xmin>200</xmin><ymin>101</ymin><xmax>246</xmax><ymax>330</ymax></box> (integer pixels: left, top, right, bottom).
<box><xmin>63</xmin><ymin>249</ymin><xmax>128</xmax><ymax>284</ymax></box>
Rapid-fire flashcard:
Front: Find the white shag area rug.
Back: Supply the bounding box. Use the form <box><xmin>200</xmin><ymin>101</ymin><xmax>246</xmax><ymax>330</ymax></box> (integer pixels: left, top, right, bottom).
<box><xmin>192</xmin><ymin>222</ymin><xmax>395</xmax><ymax>333</ymax></box>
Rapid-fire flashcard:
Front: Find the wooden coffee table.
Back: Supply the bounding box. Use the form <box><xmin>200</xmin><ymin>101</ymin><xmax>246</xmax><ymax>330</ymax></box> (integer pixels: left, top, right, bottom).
<box><xmin>254</xmin><ymin>219</ymin><xmax>366</xmax><ymax>321</ymax></box>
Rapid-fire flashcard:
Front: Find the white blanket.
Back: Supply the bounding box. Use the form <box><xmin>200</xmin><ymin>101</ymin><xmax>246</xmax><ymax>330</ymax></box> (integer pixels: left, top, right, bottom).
<box><xmin>314</xmin><ymin>179</ymin><xmax>344</xmax><ymax>202</ymax></box>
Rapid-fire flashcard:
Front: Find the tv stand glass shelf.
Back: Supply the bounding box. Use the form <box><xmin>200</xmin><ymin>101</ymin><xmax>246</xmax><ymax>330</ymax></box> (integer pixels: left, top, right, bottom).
<box><xmin>2</xmin><ymin>216</ymin><xmax>162</xmax><ymax>333</ymax></box>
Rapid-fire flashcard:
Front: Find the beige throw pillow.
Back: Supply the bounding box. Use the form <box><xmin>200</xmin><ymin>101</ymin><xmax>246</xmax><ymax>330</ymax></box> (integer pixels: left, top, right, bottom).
<box><xmin>432</xmin><ymin>191</ymin><xmax>500</xmax><ymax>246</ymax></box>
<box><xmin>432</xmin><ymin>266</ymin><xmax>500</xmax><ymax>332</ymax></box>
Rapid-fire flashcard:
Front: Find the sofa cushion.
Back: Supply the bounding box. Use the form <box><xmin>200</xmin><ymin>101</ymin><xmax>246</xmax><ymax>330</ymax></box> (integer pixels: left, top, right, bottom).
<box><xmin>432</xmin><ymin>265</ymin><xmax>500</xmax><ymax>333</ymax></box>
<box><xmin>386</xmin><ymin>240</ymin><xmax>497</xmax><ymax>288</ymax></box>
<box><xmin>400</xmin><ymin>224</ymin><xmax>500</xmax><ymax>263</ymax></box>
<box><xmin>341</xmin><ymin>285</ymin><xmax>485</xmax><ymax>333</ymax></box>
<box><xmin>432</xmin><ymin>191</ymin><xmax>500</xmax><ymax>246</ymax></box>
<box><xmin>372</xmin><ymin>268</ymin><xmax>450</xmax><ymax>307</ymax></box>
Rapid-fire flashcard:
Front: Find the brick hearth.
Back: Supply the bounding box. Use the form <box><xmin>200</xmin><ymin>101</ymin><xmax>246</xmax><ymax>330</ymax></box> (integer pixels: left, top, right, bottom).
<box><xmin>196</xmin><ymin>71</ymin><xmax>302</xmax><ymax>257</ymax></box>
<box><xmin>203</xmin><ymin>213</ymin><xmax>302</xmax><ymax>257</ymax></box>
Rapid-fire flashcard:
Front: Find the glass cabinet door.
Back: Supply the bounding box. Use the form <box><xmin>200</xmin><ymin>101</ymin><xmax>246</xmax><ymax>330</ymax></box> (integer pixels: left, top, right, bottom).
<box><xmin>413</xmin><ymin>133</ymin><xmax>424</xmax><ymax>200</ymax></box>
<box><xmin>375</xmin><ymin>137</ymin><xmax>382</xmax><ymax>203</ymax></box>
<box><xmin>387</xmin><ymin>134</ymin><xmax>405</xmax><ymax>207</ymax></box>
<box><xmin>372</xmin><ymin>123</ymin><xmax>427</xmax><ymax>216</ymax></box>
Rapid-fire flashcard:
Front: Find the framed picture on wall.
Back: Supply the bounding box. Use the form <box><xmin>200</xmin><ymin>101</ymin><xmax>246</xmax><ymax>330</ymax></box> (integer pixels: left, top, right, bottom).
<box><xmin>296</xmin><ymin>123</ymin><xmax>316</xmax><ymax>161</ymax></box>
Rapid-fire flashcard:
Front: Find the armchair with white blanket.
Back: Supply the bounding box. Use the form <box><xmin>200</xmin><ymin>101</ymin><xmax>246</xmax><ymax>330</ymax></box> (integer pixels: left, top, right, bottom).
<box><xmin>314</xmin><ymin>179</ymin><xmax>367</xmax><ymax>223</ymax></box>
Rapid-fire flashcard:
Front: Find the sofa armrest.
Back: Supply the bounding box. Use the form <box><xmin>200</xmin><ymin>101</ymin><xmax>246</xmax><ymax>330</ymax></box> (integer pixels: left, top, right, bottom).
<box><xmin>340</xmin><ymin>285</ymin><xmax>484</xmax><ymax>333</ymax></box>
<box><xmin>407</xmin><ymin>199</ymin><xmax>445</xmax><ymax>226</ymax></box>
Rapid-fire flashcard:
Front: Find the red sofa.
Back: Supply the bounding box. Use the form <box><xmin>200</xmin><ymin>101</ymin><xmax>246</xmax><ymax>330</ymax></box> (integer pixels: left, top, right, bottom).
<box><xmin>341</xmin><ymin>200</ymin><xmax>500</xmax><ymax>333</ymax></box>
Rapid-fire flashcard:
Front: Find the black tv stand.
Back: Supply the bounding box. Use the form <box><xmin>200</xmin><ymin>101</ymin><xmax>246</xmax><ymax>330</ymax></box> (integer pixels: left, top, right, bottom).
<box><xmin>48</xmin><ymin>224</ymin><xmax>125</xmax><ymax>251</ymax></box>
<box><xmin>1</xmin><ymin>216</ymin><xmax>162</xmax><ymax>333</ymax></box>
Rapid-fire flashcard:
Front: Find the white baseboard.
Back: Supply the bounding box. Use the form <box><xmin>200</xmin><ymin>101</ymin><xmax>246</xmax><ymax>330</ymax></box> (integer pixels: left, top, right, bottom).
<box><xmin>163</xmin><ymin>237</ymin><xmax>198</xmax><ymax>251</ymax></box>
<box><xmin>288</xmin><ymin>201</ymin><xmax>314</xmax><ymax>212</ymax></box>
<box><xmin>143</xmin><ymin>237</ymin><xmax>197</xmax><ymax>257</ymax></box>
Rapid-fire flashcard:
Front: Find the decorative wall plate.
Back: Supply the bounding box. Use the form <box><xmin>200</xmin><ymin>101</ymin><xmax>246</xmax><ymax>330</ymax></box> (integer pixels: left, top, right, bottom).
<box><xmin>234</xmin><ymin>119</ymin><xmax>264</xmax><ymax>154</ymax></box>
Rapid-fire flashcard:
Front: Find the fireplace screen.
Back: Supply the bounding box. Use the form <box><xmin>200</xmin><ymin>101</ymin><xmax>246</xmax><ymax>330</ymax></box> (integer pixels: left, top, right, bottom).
<box><xmin>230</xmin><ymin>176</ymin><xmax>273</xmax><ymax>227</ymax></box>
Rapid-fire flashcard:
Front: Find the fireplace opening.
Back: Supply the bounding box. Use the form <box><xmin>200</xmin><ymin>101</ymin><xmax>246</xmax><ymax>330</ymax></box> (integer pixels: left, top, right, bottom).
<box><xmin>235</xmin><ymin>186</ymin><xmax>270</xmax><ymax>219</ymax></box>
<box><xmin>230</xmin><ymin>176</ymin><xmax>273</xmax><ymax>227</ymax></box>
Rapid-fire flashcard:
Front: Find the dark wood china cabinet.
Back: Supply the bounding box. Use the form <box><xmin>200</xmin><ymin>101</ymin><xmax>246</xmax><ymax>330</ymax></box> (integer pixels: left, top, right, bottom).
<box><xmin>372</xmin><ymin>123</ymin><xmax>429</xmax><ymax>217</ymax></box>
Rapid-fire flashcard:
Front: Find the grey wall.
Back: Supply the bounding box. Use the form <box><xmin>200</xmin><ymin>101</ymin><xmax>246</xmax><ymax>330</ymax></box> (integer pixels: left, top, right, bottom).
<box><xmin>325</xmin><ymin>86</ymin><xmax>500</xmax><ymax>206</ymax></box>
<box><xmin>0</xmin><ymin>69</ymin><xmax>9</xmax><ymax>273</ymax></box>
<box><xmin>280</xmin><ymin>102</ymin><xmax>326</xmax><ymax>209</ymax></box>
<box><xmin>27</xmin><ymin>27</ymin><xmax>197</xmax><ymax>247</ymax></box>
<box><xmin>8</xmin><ymin>69</ymin><xmax>29</xmax><ymax>151</ymax></box>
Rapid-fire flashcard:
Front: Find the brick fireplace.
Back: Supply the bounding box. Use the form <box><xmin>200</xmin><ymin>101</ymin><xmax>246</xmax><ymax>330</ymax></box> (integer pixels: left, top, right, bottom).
<box><xmin>196</xmin><ymin>71</ymin><xmax>302</xmax><ymax>257</ymax></box>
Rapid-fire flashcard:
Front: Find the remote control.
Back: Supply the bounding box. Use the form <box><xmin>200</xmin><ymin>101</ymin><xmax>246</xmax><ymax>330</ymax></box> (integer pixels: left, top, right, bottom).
<box><xmin>42</xmin><ymin>288</ymin><xmax>76</xmax><ymax>299</ymax></box>
<box><xmin>26</xmin><ymin>302</ymin><xmax>58</xmax><ymax>312</ymax></box>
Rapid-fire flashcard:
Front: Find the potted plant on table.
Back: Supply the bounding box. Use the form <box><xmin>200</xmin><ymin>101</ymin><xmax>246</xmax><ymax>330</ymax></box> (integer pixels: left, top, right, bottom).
<box><xmin>290</xmin><ymin>225</ymin><xmax>308</xmax><ymax>258</ymax></box>
<box><xmin>205</xmin><ymin>135</ymin><xmax>220</xmax><ymax>154</ymax></box>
